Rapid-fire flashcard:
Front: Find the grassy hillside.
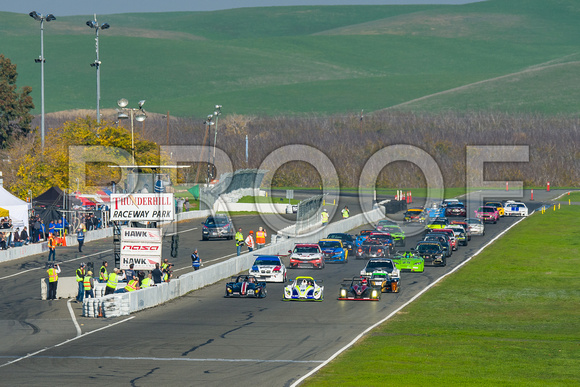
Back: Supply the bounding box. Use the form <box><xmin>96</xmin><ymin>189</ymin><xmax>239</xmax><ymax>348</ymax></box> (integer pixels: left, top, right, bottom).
<box><xmin>1</xmin><ymin>0</ymin><xmax>580</xmax><ymax>118</ymax></box>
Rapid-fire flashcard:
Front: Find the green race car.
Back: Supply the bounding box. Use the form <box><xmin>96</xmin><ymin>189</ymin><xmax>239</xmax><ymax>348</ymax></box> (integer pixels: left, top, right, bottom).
<box><xmin>392</xmin><ymin>251</ymin><xmax>424</xmax><ymax>273</ymax></box>
<box><xmin>376</xmin><ymin>223</ymin><xmax>406</xmax><ymax>246</ymax></box>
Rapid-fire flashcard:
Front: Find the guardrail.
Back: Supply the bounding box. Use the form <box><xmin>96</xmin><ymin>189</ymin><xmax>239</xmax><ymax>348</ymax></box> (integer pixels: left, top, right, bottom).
<box><xmin>82</xmin><ymin>207</ymin><xmax>385</xmax><ymax>317</ymax></box>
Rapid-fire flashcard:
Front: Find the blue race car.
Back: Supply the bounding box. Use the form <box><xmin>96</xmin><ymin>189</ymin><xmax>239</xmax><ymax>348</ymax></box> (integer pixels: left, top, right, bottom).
<box><xmin>318</xmin><ymin>239</ymin><xmax>348</xmax><ymax>263</ymax></box>
<box><xmin>224</xmin><ymin>275</ymin><xmax>267</xmax><ymax>298</ymax></box>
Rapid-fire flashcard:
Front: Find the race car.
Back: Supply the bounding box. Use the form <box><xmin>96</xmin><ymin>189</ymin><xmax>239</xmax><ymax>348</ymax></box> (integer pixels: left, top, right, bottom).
<box><xmin>318</xmin><ymin>239</ymin><xmax>348</xmax><ymax>263</ymax></box>
<box><xmin>404</xmin><ymin>208</ymin><xmax>426</xmax><ymax>223</ymax></box>
<box><xmin>415</xmin><ymin>241</ymin><xmax>446</xmax><ymax>266</ymax></box>
<box><xmin>338</xmin><ymin>277</ymin><xmax>381</xmax><ymax>301</ymax></box>
<box><xmin>423</xmin><ymin>233</ymin><xmax>452</xmax><ymax>257</ymax></box>
<box><xmin>283</xmin><ymin>276</ymin><xmax>324</xmax><ymax>301</ymax></box>
<box><xmin>360</xmin><ymin>258</ymin><xmax>400</xmax><ymax>285</ymax></box>
<box><xmin>355</xmin><ymin>230</ymin><xmax>374</xmax><ymax>248</ymax></box>
<box><xmin>447</xmin><ymin>224</ymin><xmax>468</xmax><ymax>246</ymax></box>
<box><xmin>425</xmin><ymin>217</ymin><xmax>449</xmax><ymax>232</ymax></box>
<box><xmin>485</xmin><ymin>201</ymin><xmax>505</xmax><ymax>217</ymax></box>
<box><xmin>375</xmin><ymin>224</ymin><xmax>405</xmax><ymax>246</ymax></box>
<box><xmin>326</xmin><ymin>232</ymin><xmax>355</xmax><ymax>252</ymax></box>
<box><xmin>449</xmin><ymin>220</ymin><xmax>472</xmax><ymax>240</ymax></box>
<box><xmin>391</xmin><ymin>251</ymin><xmax>425</xmax><ymax>272</ymax></box>
<box><xmin>355</xmin><ymin>238</ymin><xmax>387</xmax><ymax>259</ymax></box>
<box><xmin>288</xmin><ymin>244</ymin><xmax>325</xmax><ymax>269</ymax></box>
<box><xmin>368</xmin><ymin>270</ymin><xmax>400</xmax><ymax>293</ymax></box>
<box><xmin>367</xmin><ymin>232</ymin><xmax>394</xmax><ymax>254</ymax></box>
<box><xmin>224</xmin><ymin>275</ymin><xmax>267</xmax><ymax>298</ymax></box>
<box><xmin>426</xmin><ymin>203</ymin><xmax>445</xmax><ymax>218</ymax></box>
<box><xmin>444</xmin><ymin>203</ymin><xmax>467</xmax><ymax>217</ymax></box>
<box><xmin>475</xmin><ymin>206</ymin><xmax>500</xmax><ymax>223</ymax></box>
<box><xmin>248</xmin><ymin>255</ymin><xmax>287</xmax><ymax>282</ymax></box>
<box><xmin>441</xmin><ymin>198</ymin><xmax>462</xmax><ymax>208</ymax></box>
<box><xmin>429</xmin><ymin>229</ymin><xmax>458</xmax><ymax>250</ymax></box>
<box><xmin>503</xmin><ymin>201</ymin><xmax>529</xmax><ymax>217</ymax></box>
<box><xmin>465</xmin><ymin>217</ymin><xmax>485</xmax><ymax>236</ymax></box>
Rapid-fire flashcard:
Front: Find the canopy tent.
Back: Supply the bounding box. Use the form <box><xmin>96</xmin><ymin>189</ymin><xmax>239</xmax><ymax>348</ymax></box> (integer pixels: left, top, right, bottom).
<box><xmin>33</xmin><ymin>186</ymin><xmax>65</xmax><ymax>208</ymax></box>
<box><xmin>0</xmin><ymin>186</ymin><xmax>31</xmax><ymax>230</ymax></box>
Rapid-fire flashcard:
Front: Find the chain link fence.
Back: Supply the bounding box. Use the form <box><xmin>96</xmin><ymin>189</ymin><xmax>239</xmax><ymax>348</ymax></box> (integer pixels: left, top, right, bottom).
<box><xmin>295</xmin><ymin>194</ymin><xmax>324</xmax><ymax>234</ymax></box>
<box><xmin>200</xmin><ymin>169</ymin><xmax>268</xmax><ymax>210</ymax></box>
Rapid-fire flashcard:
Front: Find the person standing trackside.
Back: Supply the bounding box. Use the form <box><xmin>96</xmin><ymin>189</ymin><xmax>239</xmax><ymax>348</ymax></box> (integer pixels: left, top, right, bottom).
<box><xmin>191</xmin><ymin>249</ymin><xmax>202</xmax><ymax>271</ymax></box>
<box><xmin>342</xmin><ymin>206</ymin><xmax>350</xmax><ymax>219</ymax></box>
<box><xmin>321</xmin><ymin>209</ymin><xmax>329</xmax><ymax>226</ymax></box>
<box><xmin>84</xmin><ymin>271</ymin><xmax>95</xmax><ymax>299</ymax></box>
<box><xmin>47</xmin><ymin>233</ymin><xmax>57</xmax><ymax>263</ymax></box>
<box><xmin>75</xmin><ymin>263</ymin><xmax>86</xmax><ymax>302</ymax></box>
<box><xmin>99</xmin><ymin>261</ymin><xmax>109</xmax><ymax>283</ymax></box>
<box><xmin>235</xmin><ymin>228</ymin><xmax>244</xmax><ymax>256</ymax></box>
<box><xmin>151</xmin><ymin>263</ymin><xmax>163</xmax><ymax>284</ymax></box>
<box><xmin>46</xmin><ymin>263</ymin><xmax>61</xmax><ymax>300</ymax></box>
<box><xmin>245</xmin><ymin>231</ymin><xmax>255</xmax><ymax>252</ymax></box>
<box><xmin>77</xmin><ymin>226</ymin><xmax>85</xmax><ymax>253</ymax></box>
<box><xmin>256</xmin><ymin>227</ymin><xmax>267</xmax><ymax>249</ymax></box>
<box><xmin>105</xmin><ymin>268</ymin><xmax>124</xmax><ymax>295</ymax></box>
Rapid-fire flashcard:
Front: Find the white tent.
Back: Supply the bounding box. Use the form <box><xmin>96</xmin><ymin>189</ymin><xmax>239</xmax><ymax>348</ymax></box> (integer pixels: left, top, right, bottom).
<box><xmin>0</xmin><ymin>186</ymin><xmax>31</xmax><ymax>231</ymax></box>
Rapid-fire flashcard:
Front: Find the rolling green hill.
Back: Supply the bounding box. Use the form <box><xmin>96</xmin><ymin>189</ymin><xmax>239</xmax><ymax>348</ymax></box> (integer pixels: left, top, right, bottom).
<box><xmin>1</xmin><ymin>0</ymin><xmax>579</xmax><ymax>118</ymax></box>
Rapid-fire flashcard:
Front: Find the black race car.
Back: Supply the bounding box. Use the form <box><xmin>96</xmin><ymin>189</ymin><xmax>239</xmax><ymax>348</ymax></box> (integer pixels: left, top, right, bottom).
<box><xmin>224</xmin><ymin>275</ymin><xmax>267</xmax><ymax>298</ymax></box>
<box><xmin>444</xmin><ymin>203</ymin><xmax>467</xmax><ymax>217</ymax></box>
<box><xmin>326</xmin><ymin>233</ymin><xmax>355</xmax><ymax>252</ymax></box>
<box><xmin>355</xmin><ymin>239</ymin><xmax>387</xmax><ymax>259</ymax></box>
<box><xmin>415</xmin><ymin>241</ymin><xmax>446</xmax><ymax>266</ymax></box>
<box><xmin>201</xmin><ymin>215</ymin><xmax>235</xmax><ymax>240</ymax></box>
<box><xmin>338</xmin><ymin>277</ymin><xmax>381</xmax><ymax>301</ymax></box>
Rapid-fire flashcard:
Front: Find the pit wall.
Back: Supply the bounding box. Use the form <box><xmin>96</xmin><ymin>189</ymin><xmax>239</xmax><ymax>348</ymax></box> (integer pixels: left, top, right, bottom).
<box><xmin>82</xmin><ymin>207</ymin><xmax>385</xmax><ymax>317</ymax></box>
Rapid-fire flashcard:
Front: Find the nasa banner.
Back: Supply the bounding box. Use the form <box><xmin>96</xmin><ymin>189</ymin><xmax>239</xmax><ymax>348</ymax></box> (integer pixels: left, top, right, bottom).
<box><xmin>120</xmin><ymin>227</ymin><xmax>163</xmax><ymax>270</ymax></box>
<box><xmin>110</xmin><ymin>193</ymin><xmax>175</xmax><ymax>221</ymax></box>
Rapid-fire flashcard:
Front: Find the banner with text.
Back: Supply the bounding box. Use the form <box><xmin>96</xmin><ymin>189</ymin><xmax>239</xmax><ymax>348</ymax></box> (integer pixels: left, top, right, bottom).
<box><xmin>110</xmin><ymin>193</ymin><xmax>175</xmax><ymax>221</ymax></box>
<box><xmin>120</xmin><ymin>227</ymin><xmax>162</xmax><ymax>270</ymax></box>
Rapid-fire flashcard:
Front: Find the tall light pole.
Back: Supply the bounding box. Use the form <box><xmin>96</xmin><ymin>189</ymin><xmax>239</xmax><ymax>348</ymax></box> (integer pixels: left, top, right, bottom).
<box><xmin>117</xmin><ymin>98</ymin><xmax>146</xmax><ymax>165</ymax></box>
<box><xmin>212</xmin><ymin>105</ymin><xmax>222</xmax><ymax>168</ymax></box>
<box><xmin>86</xmin><ymin>15</ymin><xmax>110</xmax><ymax>124</ymax></box>
<box><xmin>29</xmin><ymin>11</ymin><xmax>56</xmax><ymax>149</ymax></box>
<box><xmin>203</xmin><ymin>114</ymin><xmax>215</xmax><ymax>185</ymax></box>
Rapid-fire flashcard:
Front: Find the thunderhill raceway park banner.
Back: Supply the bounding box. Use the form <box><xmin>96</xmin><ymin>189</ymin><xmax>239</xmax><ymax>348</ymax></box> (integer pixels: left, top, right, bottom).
<box><xmin>120</xmin><ymin>227</ymin><xmax>163</xmax><ymax>270</ymax></box>
<box><xmin>110</xmin><ymin>193</ymin><xmax>175</xmax><ymax>221</ymax></box>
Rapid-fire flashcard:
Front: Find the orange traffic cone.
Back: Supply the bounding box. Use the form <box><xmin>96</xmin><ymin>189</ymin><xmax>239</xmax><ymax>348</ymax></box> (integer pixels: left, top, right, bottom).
<box><xmin>98</xmin><ymin>304</ymin><xmax>103</xmax><ymax>318</ymax></box>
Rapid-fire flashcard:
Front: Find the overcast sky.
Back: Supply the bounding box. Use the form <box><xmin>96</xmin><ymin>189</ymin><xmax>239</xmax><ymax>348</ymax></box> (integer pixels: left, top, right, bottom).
<box><xmin>4</xmin><ymin>1</ymin><xmax>482</xmax><ymax>16</ymax></box>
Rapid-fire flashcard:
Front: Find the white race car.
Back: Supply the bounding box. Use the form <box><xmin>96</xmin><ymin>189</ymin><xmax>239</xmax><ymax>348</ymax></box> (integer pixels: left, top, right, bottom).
<box><xmin>503</xmin><ymin>201</ymin><xmax>529</xmax><ymax>217</ymax></box>
<box><xmin>248</xmin><ymin>255</ymin><xmax>287</xmax><ymax>283</ymax></box>
<box><xmin>283</xmin><ymin>276</ymin><xmax>324</xmax><ymax>301</ymax></box>
<box><xmin>466</xmin><ymin>217</ymin><xmax>485</xmax><ymax>236</ymax></box>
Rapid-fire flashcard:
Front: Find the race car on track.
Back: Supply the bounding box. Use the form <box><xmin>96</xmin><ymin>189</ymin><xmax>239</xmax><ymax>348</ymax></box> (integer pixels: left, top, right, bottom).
<box><xmin>355</xmin><ymin>238</ymin><xmax>387</xmax><ymax>259</ymax></box>
<box><xmin>283</xmin><ymin>276</ymin><xmax>324</xmax><ymax>301</ymax></box>
<box><xmin>429</xmin><ymin>228</ymin><xmax>458</xmax><ymax>250</ymax></box>
<box><xmin>475</xmin><ymin>206</ymin><xmax>500</xmax><ymax>223</ymax></box>
<box><xmin>391</xmin><ymin>251</ymin><xmax>425</xmax><ymax>272</ymax></box>
<box><xmin>355</xmin><ymin>230</ymin><xmax>374</xmax><ymax>248</ymax></box>
<box><xmin>338</xmin><ymin>277</ymin><xmax>381</xmax><ymax>301</ymax></box>
<box><xmin>201</xmin><ymin>214</ymin><xmax>235</xmax><ymax>240</ymax></box>
<box><xmin>375</xmin><ymin>224</ymin><xmax>405</xmax><ymax>246</ymax></box>
<box><xmin>465</xmin><ymin>217</ymin><xmax>485</xmax><ymax>236</ymax></box>
<box><xmin>288</xmin><ymin>243</ymin><xmax>325</xmax><ymax>269</ymax></box>
<box><xmin>360</xmin><ymin>258</ymin><xmax>400</xmax><ymax>286</ymax></box>
<box><xmin>367</xmin><ymin>232</ymin><xmax>394</xmax><ymax>254</ymax></box>
<box><xmin>503</xmin><ymin>201</ymin><xmax>529</xmax><ymax>217</ymax></box>
<box><xmin>326</xmin><ymin>233</ymin><xmax>355</xmax><ymax>252</ymax></box>
<box><xmin>426</xmin><ymin>203</ymin><xmax>445</xmax><ymax>218</ymax></box>
<box><xmin>444</xmin><ymin>202</ymin><xmax>467</xmax><ymax>217</ymax></box>
<box><xmin>225</xmin><ymin>275</ymin><xmax>267</xmax><ymax>298</ymax></box>
<box><xmin>425</xmin><ymin>217</ymin><xmax>449</xmax><ymax>232</ymax></box>
<box><xmin>415</xmin><ymin>241</ymin><xmax>446</xmax><ymax>266</ymax></box>
<box><xmin>485</xmin><ymin>201</ymin><xmax>505</xmax><ymax>217</ymax></box>
<box><xmin>318</xmin><ymin>239</ymin><xmax>348</xmax><ymax>263</ymax></box>
<box><xmin>368</xmin><ymin>270</ymin><xmax>400</xmax><ymax>293</ymax></box>
<box><xmin>404</xmin><ymin>208</ymin><xmax>427</xmax><ymax>223</ymax></box>
<box><xmin>248</xmin><ymin>255</ymin><xmax>287</xmax><ymax>282</ymax></box>
<box><xmin>447</xmin><ymin>224</ymin><xmax>468</xmax><ymax>246</ymax></box>
<box><xmin>423</xmin><ymin>233</ymin><xmax>452</xmax><ymax>257</ymax></box>
<box><xmin>449</xmin><ymin>220</ymin><xmax>472</xmax><ymax>241</ymax></box>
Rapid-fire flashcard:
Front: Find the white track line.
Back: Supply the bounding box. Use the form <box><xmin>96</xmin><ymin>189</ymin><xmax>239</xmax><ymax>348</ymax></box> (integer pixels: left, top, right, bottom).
<box><xmin>165</xmin><ymin>227</ymin><xmax>197</xmax><ymax>236</ymax></box>
<box><xmin>291</xmin><ymin>214</ymin><xmax>530</xmax><ymax>386</ymax></box>
<box><xmin>66</xmin><ymin>299</ymin><xmax>82</xmax><ymax>337</ymax></box>
<box><xmin>0</xmin><ymin>316</ymin><xmax>135</xmax><ymax>369</ymax></box>
<box><xmin>173</xmin><ymin>252</ymin><xmax>238</xmax><ymax>272</ymax></box>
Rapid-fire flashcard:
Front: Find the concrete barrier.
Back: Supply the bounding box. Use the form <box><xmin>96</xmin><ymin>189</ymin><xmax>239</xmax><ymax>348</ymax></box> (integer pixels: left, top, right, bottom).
<box><xmin>82</xmin><ymin>208</ymin><xmax>385</xmax><ymax>317</ymax></box>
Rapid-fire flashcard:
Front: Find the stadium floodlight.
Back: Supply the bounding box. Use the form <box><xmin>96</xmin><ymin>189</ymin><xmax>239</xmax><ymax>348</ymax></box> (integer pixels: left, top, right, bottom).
<box><xmin>86</xmin><ymin>14</ymin><xmax>110</xmax><ymax>124</ymax></box>
<box><xmin>29</xmin><ymin>11</ymin><xmax>56</xmax><ymax>149</ymax></box>
<box><xmin>116</xmin><ymin>99</ymin><xmax>147</xmax><ymax>165</ymax></box>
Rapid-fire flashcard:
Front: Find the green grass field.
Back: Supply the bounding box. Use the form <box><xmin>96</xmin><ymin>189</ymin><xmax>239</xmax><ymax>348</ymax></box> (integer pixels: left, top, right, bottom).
<box><xmin>2</xmin><ymin>0</ymin><xmax>580</xmax><ymax>117</ymax></box>
<box><xmin>304</xmin><ymin>206</ymin><xmax>580</xmax><ymax>386</ymax></box>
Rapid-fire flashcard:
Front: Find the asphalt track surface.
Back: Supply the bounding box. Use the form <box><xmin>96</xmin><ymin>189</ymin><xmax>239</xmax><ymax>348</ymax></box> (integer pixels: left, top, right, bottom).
<box><xmin>0</xmin><ymin>190</ymin><xmax>563</xmax><ymax>386</ymax></box>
